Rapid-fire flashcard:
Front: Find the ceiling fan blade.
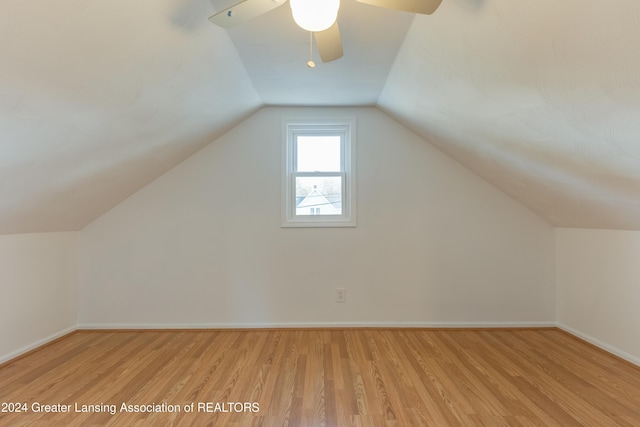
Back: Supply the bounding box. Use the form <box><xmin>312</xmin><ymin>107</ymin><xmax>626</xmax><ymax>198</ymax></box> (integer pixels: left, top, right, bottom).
<box><xmin>209</xmin><ymin>0</ymin><xmax>287</xmax><ymax>28</ymax></box>
<box><xmin>355</xmin><ymin>0</ymin><xmax>443</xmax><ymax>14</ymax></box>
<box><xmin>314</xmin><ymin>21</ymin><xmax>343</xmax><ymax>63</ymax></box>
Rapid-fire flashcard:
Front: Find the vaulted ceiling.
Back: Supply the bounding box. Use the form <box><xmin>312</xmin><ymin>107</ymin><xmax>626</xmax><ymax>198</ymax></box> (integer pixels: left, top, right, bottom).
<box><xmin>1</xmin><ymin>0</ymin><xmax>639</xmax><ymax>234</ymax></box>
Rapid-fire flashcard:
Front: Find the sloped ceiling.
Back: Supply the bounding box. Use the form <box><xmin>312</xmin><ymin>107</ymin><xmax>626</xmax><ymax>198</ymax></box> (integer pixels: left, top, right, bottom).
<box><xmin>380</xmin><ymin>0</ymin><xmax>640</xmax><ymax>229</ymax></box>
<box><xmin>2</xmin><ymin>0</ymin><xmax>640</xmax><ymax>233</ymax></box>
<box><xmin>0</xmin><ymin>0</ymin><xmax>261</xmax><ymax>234</ymax></box>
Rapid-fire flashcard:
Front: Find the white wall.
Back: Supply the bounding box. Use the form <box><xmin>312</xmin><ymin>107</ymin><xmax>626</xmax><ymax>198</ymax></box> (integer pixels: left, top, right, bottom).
<box><xmin>556</xmin><ymin>228</ymin><xmax>640</xmax><ymax>365</ymax></box>
<box><xmin>77</xmin><ymin>107</ymin><xmax>555</xmax><ymax>328</ymax></box>
<box><xmin>0</xmin><ymin>232</ymin><xmax>77</xmax><ymax>363</ymax></box>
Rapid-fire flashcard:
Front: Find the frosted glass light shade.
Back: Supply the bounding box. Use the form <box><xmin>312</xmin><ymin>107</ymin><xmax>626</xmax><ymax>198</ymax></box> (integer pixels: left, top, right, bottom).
<box><xmin>290</xmin><ymin>0</ymin><xmax>340</xmax><ymax>32</ymax></box>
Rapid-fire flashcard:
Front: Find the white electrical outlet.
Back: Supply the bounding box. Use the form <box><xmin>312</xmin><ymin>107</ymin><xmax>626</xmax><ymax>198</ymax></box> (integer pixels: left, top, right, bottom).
<box><xmin>336</xmin><ymin>288</ymin><xmax>346</xmax><ymax>303</ymax></box>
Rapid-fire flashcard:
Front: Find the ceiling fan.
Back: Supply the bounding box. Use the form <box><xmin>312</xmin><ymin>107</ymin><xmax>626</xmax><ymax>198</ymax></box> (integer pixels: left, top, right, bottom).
<box><xmin>209</xmin><ymin>0</ymin><xmax>443</xmax><ymax>65</ymax></box>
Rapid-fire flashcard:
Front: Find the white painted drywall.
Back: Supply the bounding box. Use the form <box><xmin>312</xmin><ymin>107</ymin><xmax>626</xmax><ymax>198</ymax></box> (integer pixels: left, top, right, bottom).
<box><xmin>0</xmin><ymin>232</ymin><xmax>77</xmax><ymax>363</ymax></box>
<box><xmin>556</xmin><ymin>228</ymin><xmax>640</xmax><ymax>365</ymax></box>
<box><xmin>77</xmin><ymin>107</ymin><xmax>555</xmax><ymax>328</ymax></box>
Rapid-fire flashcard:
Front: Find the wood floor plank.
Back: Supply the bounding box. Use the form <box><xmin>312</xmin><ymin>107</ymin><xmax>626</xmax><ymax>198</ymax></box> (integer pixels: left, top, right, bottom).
<box><xmin>1</xmin><ymin>328</ymin><xmax>640</xmax><ymax>426</ymax></box>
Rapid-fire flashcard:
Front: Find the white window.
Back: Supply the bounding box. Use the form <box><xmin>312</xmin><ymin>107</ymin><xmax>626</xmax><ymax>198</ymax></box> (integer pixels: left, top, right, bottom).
<box><xmin>282</xmin><ymin>119</ymin><xmax>356</xmax><ymax>227</ymax></box>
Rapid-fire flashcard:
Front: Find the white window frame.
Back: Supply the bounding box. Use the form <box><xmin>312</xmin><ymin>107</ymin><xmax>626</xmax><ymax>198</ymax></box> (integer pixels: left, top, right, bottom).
<box><xmin>282</xmin><ymin>118</ymin><xmax>356</xmax><ymax>227</ymax></box>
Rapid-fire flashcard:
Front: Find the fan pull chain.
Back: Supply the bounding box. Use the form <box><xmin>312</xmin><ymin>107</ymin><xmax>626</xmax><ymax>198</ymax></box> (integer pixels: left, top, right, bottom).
<box><xmin>307</xmin><ymin>32</ymin><xmax>316</xmax><ymax>68</ymax></box>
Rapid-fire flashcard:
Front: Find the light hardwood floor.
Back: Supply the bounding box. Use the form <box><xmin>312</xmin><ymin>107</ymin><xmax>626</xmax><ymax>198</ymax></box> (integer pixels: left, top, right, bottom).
<box><xmin>1</xmin><ymin>328</ymin><xmax>640</xmax><ymax>426</ymax></box>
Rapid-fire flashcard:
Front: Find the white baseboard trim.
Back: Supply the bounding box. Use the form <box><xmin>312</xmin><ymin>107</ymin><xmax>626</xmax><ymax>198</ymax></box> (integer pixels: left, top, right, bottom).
<box><xmin>0</xmin><ymin>326</ymin><xmax>76</xmax><ymax>365</ymax></box>
<box><xmin>558</xmin><ymin>324</ymin><xmax>640</xmax><ymax>367</ymax></box>
<box><xmin>6</xmin><ymin>323</ymin><xmax>637</xmax><ymax>369</ymax></box>
<box><xmin>77</xmin><ymin>321</ymin><xmax>556</xmax><ymax>330</ymax></box>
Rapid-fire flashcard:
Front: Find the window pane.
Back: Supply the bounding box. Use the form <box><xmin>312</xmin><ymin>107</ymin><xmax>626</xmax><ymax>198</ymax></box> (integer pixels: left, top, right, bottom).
<box><xmin>295</xmin><ymin>176</ymin><xmax>342</xmax><ymax>215</ymax></box>
<box><xmin>296</xmin><ymin>136</ymin><xmax>341</xmax><ymax>172</ymax></box>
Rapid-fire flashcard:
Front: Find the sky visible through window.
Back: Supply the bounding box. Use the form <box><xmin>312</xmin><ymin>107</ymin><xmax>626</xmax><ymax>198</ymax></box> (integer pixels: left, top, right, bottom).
<box><xmin>296</xmin><ymin>136</ymin><xmax>341</xmax><ymax>172</ymax></box>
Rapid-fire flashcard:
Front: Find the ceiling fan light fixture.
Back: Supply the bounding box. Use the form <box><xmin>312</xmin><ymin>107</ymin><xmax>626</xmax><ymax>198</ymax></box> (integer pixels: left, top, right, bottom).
<box><xmin>290</xmin><ymin>0</ymin><xmax>340</xmax><ymax>32</ymax></box>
